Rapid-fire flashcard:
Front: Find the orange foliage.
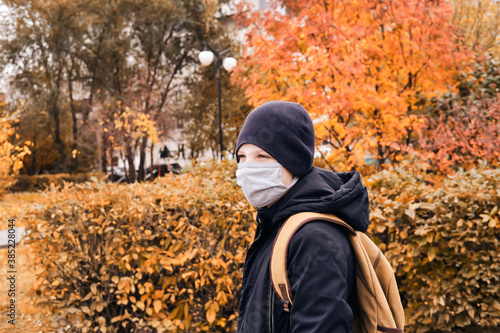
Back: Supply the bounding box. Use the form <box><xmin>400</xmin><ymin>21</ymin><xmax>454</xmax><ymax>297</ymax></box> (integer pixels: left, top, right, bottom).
<box><xmin>234</xmin><ymin>0</ymin><xmax>471</xmax><ymax>169</ymax></box>
<box><xmin>18</xmin><ymin>161</ymin><xmax>500</xmax><ymax>332</ymax></box>
<box><xmin>25</xmin><ymin>161</ymin><xmax>254</xmax><ymax>332</ymax></box>
<box><xmin>0</xmin><ymin>105</ymin><xmax>31</xmax><ymax>196</ymax></box>
<box><xmin>367</xmin><ymin>162</ymin><xmax>500</xmax><ymax>331</ymax></box>
<box><xmin>421</xmin><ymin>96</ymin><xmax>500</xmax><ymax>171</ymax></box>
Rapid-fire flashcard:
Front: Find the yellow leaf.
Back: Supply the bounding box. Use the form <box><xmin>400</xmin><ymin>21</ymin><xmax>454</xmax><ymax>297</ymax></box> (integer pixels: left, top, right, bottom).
<box><xmin>428</xmin><ymin>247</ymin><xmax>436</xmax><ymax>262</ymax></box>
<box><xmin>153</xmin><ymin>290</ymin><xmax>164</xmax><ymax>299</ymax></box>
<box><xmin>205</xmin><ymin>301</ymin><xmax>219</xmax><ymax>324</ymax></box>
<box><xmin>118</xmin><ymin>279</ymin><xmax>130</xmax><ymax>293</ymax></box>
<box><xmin>168</xmin><ymin>305</ymin><xmax>182</xmax><ymax>320</ymax></box>
<box><xmin>206</xmin><ymin>306</ymin><xmax>216</xmax><ymax>324</ymax></box>
<box><xmin>82</xmin><ymin>292</ymin><xmax>93</xmax><ymax>301</ymax></box>
<box><xmin>400</xmin><ymin>230</ymin><xmax>408</xmax><ymax>239</ymax></box>
<box><xmin>153</xmin><ymin>300</ymin><xmax>162</xmax><ymax>313</ymax></box>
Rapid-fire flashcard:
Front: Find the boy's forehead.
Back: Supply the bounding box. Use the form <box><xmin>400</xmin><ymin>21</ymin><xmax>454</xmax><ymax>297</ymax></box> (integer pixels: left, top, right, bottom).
<box><xmin>239</xmin><ymin>143</ymin><xmax>267</xmax><ymax>153</ymax></box>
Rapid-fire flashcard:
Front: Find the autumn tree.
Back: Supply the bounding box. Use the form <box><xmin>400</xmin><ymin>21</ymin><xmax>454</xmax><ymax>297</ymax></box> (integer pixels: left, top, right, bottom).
<box><xmin>450</xmin><ymin>0</ymin><xmax>500</xmax><ymax>58</ymax></box>
<box><xmin>0</xmin><ymin>0</ymin><xmax>234</xmax><ymax>178</ymax></box>
<box><xmin>234</xmin><ymin>0</ymin><xmax>471</xmax><ymax>170</ymax></box>
<box><xmin>0</xmin><ymin>0</ymin><xmax>80</xmax><ymax>173</ymax></box>
<box><xmin>414</xmin><ymin>0</ymin><xmax>500</xmax><ymax>172</ymax></box>
<box><xmin>421</xmin><ymin>97</ymin><xmax>500</xmax><ymax>171</ymax></box>
<box><xmin>0</xmin><ymin>103</ymin><xmax>31</xmax><ymax>196</ymax></box>
<box><xmin>106</xmin><ymin>103</ymin><xmax>161</xmax><ymax>182</ymax></box>
<box><xmin>416</xmin><ymin>50</ymin><xmax>500</xmax><ymax>172</ymax></box>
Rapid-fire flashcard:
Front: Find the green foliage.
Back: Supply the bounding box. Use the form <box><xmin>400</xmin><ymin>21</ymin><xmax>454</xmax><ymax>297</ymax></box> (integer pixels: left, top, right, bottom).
<box><xmin>367</xmin><ymin>161</ymin><xmax>500</xmax><ymax>332</ymax></box>
<box><xmin>25</xmin><ymin>161</ymin><xmax>500</xmax><ymax>332</ymax></box>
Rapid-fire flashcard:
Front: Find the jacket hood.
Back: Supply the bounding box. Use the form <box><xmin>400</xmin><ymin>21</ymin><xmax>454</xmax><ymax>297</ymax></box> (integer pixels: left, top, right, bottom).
<box><xmin>258</xmin><ymin>167</ymin><xmax>370</xmax><ymax>232</ymax></box>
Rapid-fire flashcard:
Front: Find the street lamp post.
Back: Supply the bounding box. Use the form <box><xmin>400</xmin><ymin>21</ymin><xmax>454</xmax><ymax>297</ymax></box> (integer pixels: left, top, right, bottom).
<box><xmin>198</xmin><ymin>44</ymin><xmax>237</xmax><ymax>160</ymax></box>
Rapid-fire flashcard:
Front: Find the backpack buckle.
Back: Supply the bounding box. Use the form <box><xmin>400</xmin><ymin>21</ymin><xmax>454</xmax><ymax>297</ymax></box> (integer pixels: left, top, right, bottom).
<box><xmin>282</xmin><ymin>300</ymin><xmax>290</xmax><ymax>312</ymax></box>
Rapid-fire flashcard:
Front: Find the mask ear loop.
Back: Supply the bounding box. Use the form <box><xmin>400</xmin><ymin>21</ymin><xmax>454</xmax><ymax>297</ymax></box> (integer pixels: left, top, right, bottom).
<box><xmin>279</xmin><ymin>164</ymin><xmax>299</xmax><ymax>188</ymax></box>
<box><xmin>287</xmin><ymin>176</ymin><xmax>299</xmax><ymax>188</ymax></box>
<box><xmin>268</xmin><ymin>176</ymin><xmax>299</xmax><ymax>208</ymax></box>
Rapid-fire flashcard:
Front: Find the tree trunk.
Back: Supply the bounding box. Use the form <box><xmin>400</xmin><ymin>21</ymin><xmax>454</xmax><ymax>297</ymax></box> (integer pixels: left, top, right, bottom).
<box><xmin>84</xmin><ymin>22</ymin><xmax>109</xmax><ymax>123</ymax></box>
<box><xmin>150</xmin><ymin>142</ymin><xmax>154</xmax><ymax>174</ymax></box>
<box><xmin>29</xmin><ymin>126</ymin><xmax>38</xmax><ymax>175</ymax></box>
<box><xmin>125</xmin><ymin>144</ymin><xmax>136</xmax><ymax>183</ymax></box>
<box><xmin>51</xmin><ymin>97</ymin><xmax>65</xmax><ymax>169</ymax></box>
<box><xmin>110</xmin><ymin>146</ymin><xmax>114</xmax><ymax>183</ymax></box>
<box><xmin>137</xmin><ymin>135</ymin><xmax>148</xmax><ymax>181</ymax></box>
<box><xmin>52</xmin><ymin>64</ymin><xmax>65</xmax><ymax>171</ymax></box>
<box><xmin>101</xmin><ymin>127</ymin><xmax>109</xmax><ymax>176</ymax></box>
<box><xmin>68</xmin><ymin>64</ymin><xmax>78</xmax><ymax>173</ymax></box>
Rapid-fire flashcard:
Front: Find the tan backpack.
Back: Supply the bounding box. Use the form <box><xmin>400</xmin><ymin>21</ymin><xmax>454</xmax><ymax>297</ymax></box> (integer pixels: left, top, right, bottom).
<box><xmin>270</xmin><ymin>212</ymin><xmax>405</xmax><ymax>333</ymax></box>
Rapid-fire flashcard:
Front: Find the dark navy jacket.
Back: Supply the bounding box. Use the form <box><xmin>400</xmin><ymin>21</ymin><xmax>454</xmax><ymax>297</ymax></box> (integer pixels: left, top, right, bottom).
<box><xmin>237</xmin><ymin>167</ymin><xmax>370</xmax><ymax>332</ymax></box>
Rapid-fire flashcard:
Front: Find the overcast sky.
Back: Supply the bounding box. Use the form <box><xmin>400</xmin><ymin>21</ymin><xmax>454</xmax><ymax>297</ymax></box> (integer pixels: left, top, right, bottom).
<box><xmin>0</xmin><ymin>2</ymin><xmax>14</xmax><ymax>94</ymax></box>
<box><xmin>0</xmin><ymin>2</ymin><xmax>10</xmax><ymax>21</ymax></box>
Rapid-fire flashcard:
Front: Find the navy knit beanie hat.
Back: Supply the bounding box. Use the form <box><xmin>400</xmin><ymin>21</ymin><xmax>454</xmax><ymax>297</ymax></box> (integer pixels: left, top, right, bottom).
<box><xmin>236</xmin><ymin>101</ymin><xmax>315</xmax><ymax>178</ymax></box>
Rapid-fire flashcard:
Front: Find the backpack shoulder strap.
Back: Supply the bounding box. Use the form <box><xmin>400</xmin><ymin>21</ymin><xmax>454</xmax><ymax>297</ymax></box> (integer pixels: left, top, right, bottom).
<box><xmin>269</xmin><ymin>212</ymin><xmax>355</xmax><ymax>312</ymax></box>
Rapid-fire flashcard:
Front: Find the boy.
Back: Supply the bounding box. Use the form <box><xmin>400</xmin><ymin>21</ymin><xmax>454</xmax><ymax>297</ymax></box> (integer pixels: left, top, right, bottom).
<box><xmin>235</xmin><ymin>101</ymin><xmax>370</xmax><ymax>332</ymax></box>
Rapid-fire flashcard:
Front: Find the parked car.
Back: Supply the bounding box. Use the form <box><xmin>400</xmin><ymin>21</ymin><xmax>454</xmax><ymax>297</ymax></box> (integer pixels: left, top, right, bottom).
<box><xmin>145</xmin><ymin>163</ymin><xmax>182</xmax><ymax>180</ymax></box>
<box><xmin>107</xmin><ymin>163</ymin><xmax>182</xmax><ymax>183</ymax></box>
<box><xmin>107</xmin><ymin>167</ymin><xmax>127</xmax><ymax>183</ymax></box>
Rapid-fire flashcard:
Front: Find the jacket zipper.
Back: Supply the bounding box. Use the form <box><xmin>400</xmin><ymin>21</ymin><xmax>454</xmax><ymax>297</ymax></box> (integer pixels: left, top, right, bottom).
<box><xmin>267</xmin><ymin>284</ymin><xmax>275</xmax><ymax>333</ymax></box>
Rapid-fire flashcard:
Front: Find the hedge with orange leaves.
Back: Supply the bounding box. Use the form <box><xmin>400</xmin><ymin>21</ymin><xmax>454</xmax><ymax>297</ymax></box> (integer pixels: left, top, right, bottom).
<box><xmin>25</xmin><ymin>160</ymin><xmax>500</xmax><ymax>332</ymax></box>
<box><xmin>26</xmin><ymin>161</ymin><xmax>254</xmax><ymax>332</ymax></box>
<box><xmin>366</xmin><ymin>161</ymin><xmax>500</xmax><ymax>332</ymax></box>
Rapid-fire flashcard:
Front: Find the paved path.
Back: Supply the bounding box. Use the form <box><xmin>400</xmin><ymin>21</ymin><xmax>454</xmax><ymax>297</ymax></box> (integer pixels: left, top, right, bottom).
<box><xmin>0</xmin><ymin>227</ymin><xmax>28</xmax><ymax>249</ymax></box>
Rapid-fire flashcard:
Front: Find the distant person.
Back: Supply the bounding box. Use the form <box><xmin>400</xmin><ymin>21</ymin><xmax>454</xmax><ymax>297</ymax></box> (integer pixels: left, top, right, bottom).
<box><xmin>235</xmin><ymin>101</ymin><xmax>370</xmax><ymax>332</ymax></box>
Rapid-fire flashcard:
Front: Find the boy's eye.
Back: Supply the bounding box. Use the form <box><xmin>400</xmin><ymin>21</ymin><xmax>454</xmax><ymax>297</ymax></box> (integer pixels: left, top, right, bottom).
<box><xmin>237</xmin><ymin>155</ymin><xmax>245</xmax><ymax>159</ymax></box>
<box><xmin>258</xmin><ymin>155</ymin><xmax>269</xmax><ymax>158</ymax></box>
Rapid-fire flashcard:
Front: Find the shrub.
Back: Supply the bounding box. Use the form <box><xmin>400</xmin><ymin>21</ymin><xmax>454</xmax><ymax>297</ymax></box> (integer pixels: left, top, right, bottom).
<box><xmin>11</xmin><ymin>172</ymin><xmax>106</xmax><ymax>192</ymax></box>
<box><xmin>26</xmin><ymin>160</ymin><xmax>255</xmax><ymax>332</ymax></box>
<box><xmin>0</xmin><ymin>108</ymin><xmax>31</xmax><ymax>197</ymax></box>
<box><xmin>367</xmin><ymin>161</ymin><xmax>500</xmax><ymax>332</ymax></box>
<box><xmin>25</xmin><ymin>160</ymin><xmax>500</xmax><ymax>332</ymax></box>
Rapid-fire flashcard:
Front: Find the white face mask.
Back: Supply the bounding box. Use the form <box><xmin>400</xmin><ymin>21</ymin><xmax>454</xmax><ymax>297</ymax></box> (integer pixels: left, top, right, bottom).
<box><xmin>236</xmin><ymin>162</ymin><xmax>298</xmax><ymax>208</ymax></box>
